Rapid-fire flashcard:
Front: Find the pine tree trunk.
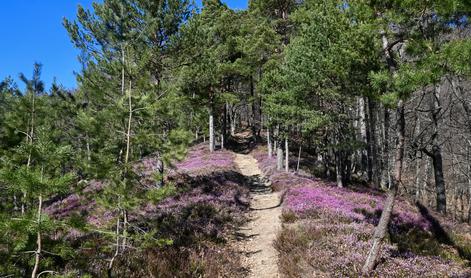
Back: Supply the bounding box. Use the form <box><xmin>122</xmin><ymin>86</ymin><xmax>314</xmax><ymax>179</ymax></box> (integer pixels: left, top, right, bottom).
<box><xmin>363</xmin><ymin>29</ymin><xmax>404</xmax><ymax>273</ymax></box>
<box><xmin>86</xmin><ymin>133</ymin><xmax>91</xmax><ymax>162</ymax></box>
<box><xmin>122</xmin><ymin>210</ymin><xmax>128</xmax><ymax>251</ymax></box>
<box><xmin>285</xmin><ymin>137</ymin><xmax>289</xmax><ymax>172</ymax></box>
<box><xmin>267</xmin><ymin>125</ymin><xmax>272</xmax><ymax>158</ymax></box>
<box><xmin>125</xmin><ymin>81</ymin><xmax>132</xmax><ymax>164</ymax></box>
<box><xmin>277</xmin><ymin>143</ymin><xmax>283</xmax><ymax>171</ymax></box>
<box><xmin>297</xmin><ymin>145</ymin><xmax>302</xmax><ymax>172</ymax></box>
<box><xmin>359</xmin><ymin>97</ymin><xmax>368</xmax><ymax>175</ymax></box>
<box><xmin>209</xmin><ymin>106</ymin><xmax>215</xmax><ymax>153</ymax></box>
<box><xmin>368</xmin><ymin>98</ymin><xmax>379</xmax><ymax>186</ymax></box>
<box><xmin>222</xmin><ymin>102</ymin><xmax>227</xmax><ymax>149</ymax></box>
<box><xmin>231</xmin><ymin>118</ymin><xmax>236</xmax><ymax>136</ymax></box>
<box><xmin>380</xmin><ymin>108</ymin><xmax>391</xmax><ymax>189</ymax></box>
<box><xmin>250</xmin><ymin>76</ymin><xmax>261</xmax><ymax>140</ymax></box>
<box><xmin>23</xmin><ymin>87</ymin><xmax>36</xmax><ymax>215</ymax></box>
<box><xmin>108</xmin><ymin>217</ymin><xmax>121</xmax><ymax>277</ymax></box>
<box><xmin>274</xmin><ymin>125</ymin><xmax>279</xmax><ymax>152</ymax></box>
<box><xmin>121</xmin><ymin>48</ymin><xmax>125</xmax><ymax>96</ymax></box>
<box><xmin>336</xmin><ymin>151</ymin><xmax>344</xmax><ymax>188</ymax></box>
<box><xmin>362</xmin><ymin>99</ymin><xmax>405</xmax><ymax>273</ymax></box>
<box><xmin>31</xmin><ymin>194</ymin><xmax>43</xmax><ymax>278</ymax></box>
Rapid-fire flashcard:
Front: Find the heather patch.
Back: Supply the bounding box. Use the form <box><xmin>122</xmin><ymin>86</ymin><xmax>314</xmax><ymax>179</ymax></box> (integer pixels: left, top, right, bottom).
<box><xmin>141</xmin><ymin>172</ymin><xmax>249</xmax><ymax>245</ymax></box>
<box><xmin>251</xmin><ymin>146</ymin><xmax>471</xmax><ymax>277</ymax></box>
<box><xmin>41</xmin><ymin>144</ymin><xmax>248</xmax><ymax>276</ymax></box>
<box><xmin>173</xmin><ymin>143</ymin><xmax>236</xmax><ymax>175</ymax></box>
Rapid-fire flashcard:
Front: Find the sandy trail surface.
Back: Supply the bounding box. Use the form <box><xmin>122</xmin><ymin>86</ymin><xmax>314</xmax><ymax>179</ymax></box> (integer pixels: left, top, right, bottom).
<box><xmin>234</xmin><ymin>153</ymin><xmax>282</xmax><ymax>278</ymax></box>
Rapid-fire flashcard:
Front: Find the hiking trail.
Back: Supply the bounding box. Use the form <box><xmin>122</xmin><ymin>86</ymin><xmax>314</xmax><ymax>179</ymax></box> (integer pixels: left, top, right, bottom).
<box><xmin>234</xmin><ymin>153</ymin><xmax>282</xmax><ymax>278</ymax></box>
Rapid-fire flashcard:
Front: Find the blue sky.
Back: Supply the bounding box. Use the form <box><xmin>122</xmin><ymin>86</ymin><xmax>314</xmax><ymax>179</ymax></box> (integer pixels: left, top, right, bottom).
<box><xmin>0</xmin><ymin>0</ymin><xmax>248</xmax><ymax>91</ymax></box>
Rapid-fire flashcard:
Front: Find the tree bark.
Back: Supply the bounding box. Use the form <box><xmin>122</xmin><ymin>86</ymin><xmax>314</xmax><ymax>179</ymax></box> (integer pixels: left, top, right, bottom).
<box><xmin>367</xmin><ymin>98</ymin><xmax>379</xmax><ymax>186</ymax></box>
<box><xmin>277</xmin><ymin>143</ymin><xmax>283</xmax><ymax>171</ymax></box>
<box><xmin>423</xmin><ymin>158</ymin><xmax>431</xmax><ymax>206</ymax></box>
<box><xmin>363</xmin><ymin>99</ymin><xmax>405</xmax><ymax>273</ymax></box>
<box><xmin>209</xmin><ymin>106</ymin><xmax>215</xmax><ymax>153</ymax></box>
<box><xmin>125</xmin><ymin>81</ymin><xmax>132</xmax><ymax>164</ymax></box>
<box><xmin>31</xmin><ymin>194</ymin><xmax>43</xmax><ymax>278</ymax></box>
<box><xmin>429</xmin><ymin>84</ymin><xmax>447</xmax><ymax>214</ymax></box>
<box><xmin>267</xmin><ymin>124</ymin><xmax>272</xmax><ymax>158</ymax></box>
<box><xmin>222</xmin><ymin>102</ymin><xmax>227</xmax><ymax>149</ymax></box>
<box><xmin>297</xmin><ymin>145</ymin><xmax>302</xmax><ymax>172</ymax></box>
<box><xmin>285</xmin><ymin>137</ymin><xmax>289</xmax><ymax>172</ymax></box>
<box><xmin>414</xmin><ymin>117</ymin><xmax>422</xmax><ymax>200</ymax></box>
<box><xmin>108</xmin><ymin>217</ymin><xmax>121</xmax><ymax>278</ymax></box>
<box><xmin>468</xmin><ymin>171</ymin><xmax>471</xmax><ymax>224</ymax></box>
<box><xmin>363</xmin><ymin>28</ymin><xmax>404</xmax><ymax>273</ymax></box>
<box><xmin>380</xmin><ymin>107</ymin><xmax>391</xmax><ymax>189</ymax></box>
<box><xmin>336</xmin><ymin>151</ymin><xmax>344</xmax><ymax>188</ymax></box>
<box><xmin>431</xmin><ymin>146</ymin><xmax>446</xmax><ymax>214</ymax></box>
<box><xmin>359</xmin><ymin>97</ymin><xmax>369</xmax><ymax>176</ymax></box>
<box><xmin>250</xmin><ymin>75</ymin><xmax>261</xmax><ymax>140</ymax></box>
<box><xmin>276</xmin><ymin>126</ymin><xmax>283</xmax><ymax>170</ymax></box>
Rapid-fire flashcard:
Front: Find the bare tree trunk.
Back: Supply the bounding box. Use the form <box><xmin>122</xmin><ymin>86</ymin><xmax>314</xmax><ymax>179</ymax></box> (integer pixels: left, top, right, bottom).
<box><xmin>424</xmin><ymin>84</ymin><xmax>446</xmax><ymax>214</ymax></box>
<box><xmin>423</xmin><ymin>158</ymin><xmax>431</xmax><ymax>205</ymax></box>
<box><xmin>414</xmin><ymin>117</ymin><xmax>421</xmax><ymax>200</ymax></box>
<box><xmin>415</xmin><ymin>159</ymin><xmax>421</xmax><ymax>200</ymax></box>
<box><xmin>468</xmin><ymin>173</ymin><xmax>471</xmax><ymax>224</ymax></box>
<box><xmin>432</xmin><ymin>146</ymin><xmax>446</xmax><ymax>214</ymax></box>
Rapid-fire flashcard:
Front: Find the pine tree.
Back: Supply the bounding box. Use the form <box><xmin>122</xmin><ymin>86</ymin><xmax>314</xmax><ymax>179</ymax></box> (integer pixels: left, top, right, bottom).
<box><xmin>64</xmin><ymin>1</ymin><xmax>192</xmax><ymax>274</ymax></box>
<box><xmin>177</xmin><ymin>0</ymin><xmax>242</xmax><ymax>152</ymax></box>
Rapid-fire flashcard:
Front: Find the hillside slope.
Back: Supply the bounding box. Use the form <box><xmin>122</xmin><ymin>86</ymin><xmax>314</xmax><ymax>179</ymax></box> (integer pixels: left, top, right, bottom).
<box><xmin>251</xmin><ymin>146</ymin><xmax>471</xmax><ymax>277</ymax></box>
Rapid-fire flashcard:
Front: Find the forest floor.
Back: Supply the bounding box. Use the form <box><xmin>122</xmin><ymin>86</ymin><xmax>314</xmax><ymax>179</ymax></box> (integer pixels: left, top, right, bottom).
<box><xmin>234</xmin><ymin>152</ymin><xmax>282</xmax><ymax>278</ymax></box>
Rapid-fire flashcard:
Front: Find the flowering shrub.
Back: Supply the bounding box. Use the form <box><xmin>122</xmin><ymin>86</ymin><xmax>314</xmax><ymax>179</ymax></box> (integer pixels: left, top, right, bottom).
<box><xmin>173</xmin><ymin>143</ymin><xmax>236</xmax><ymax>175</ymax></box>
<box><xmin>42</xmin><ymin>143</ymin><xmax>247</xmax><ymax>276</ymax></box>
<box><xmin>140</xmin><ymin>172</ymin><xmax>249</xmax><ymax>245</ymax></box>
<box><xmin>252</xmin><ymin>145</ymin><xmax>471</xmax><ymax>277</ymax></box>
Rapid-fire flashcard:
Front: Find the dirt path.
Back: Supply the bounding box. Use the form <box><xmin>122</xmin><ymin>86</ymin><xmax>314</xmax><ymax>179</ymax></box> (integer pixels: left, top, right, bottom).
<box><xmin>234</xmin><ymin>153</ymin><xmax>281</xmax><ymax>278</ymax></box>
